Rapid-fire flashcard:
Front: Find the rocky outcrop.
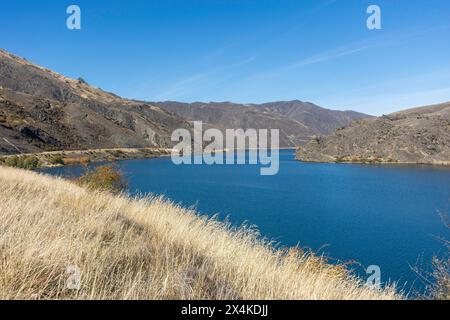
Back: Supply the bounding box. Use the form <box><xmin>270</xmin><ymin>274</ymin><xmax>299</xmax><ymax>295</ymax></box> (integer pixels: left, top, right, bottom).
<box><xmin>297</xmin><ymin>102</ymin><xmax>450</xmax><ymax>165</ymax></box>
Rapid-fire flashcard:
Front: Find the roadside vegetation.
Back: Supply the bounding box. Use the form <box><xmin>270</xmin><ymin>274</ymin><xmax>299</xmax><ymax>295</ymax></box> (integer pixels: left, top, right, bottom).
<box><xmin>0</xmin><ymin>166</ymin><xmax>400</xmax><ymax>300</ymax></box>
<box><xmin>0</xmin><ymin>155</ymin><xmax>40</xmax><ymax>169</ymax></box>
<box><xmin>0</xmin><ymin>147</ymin><xmax>169</xmax><ymax>169</ymax></box>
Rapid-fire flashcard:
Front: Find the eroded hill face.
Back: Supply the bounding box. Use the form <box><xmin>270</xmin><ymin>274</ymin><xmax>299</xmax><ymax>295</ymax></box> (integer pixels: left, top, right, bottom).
<box><xmin>0</xmin><ymin>49</ymin><xmax>191</xmax><ymax>155</ymax></box>
<box><xmin>156</xmin><ymin>101</ymin><xmax>370</xmax><ymax>147</ymax></box>
<box><xmin>297</xmin><ymin>102</ymin><xmax>450</xmax><ymax>165</ymax></box>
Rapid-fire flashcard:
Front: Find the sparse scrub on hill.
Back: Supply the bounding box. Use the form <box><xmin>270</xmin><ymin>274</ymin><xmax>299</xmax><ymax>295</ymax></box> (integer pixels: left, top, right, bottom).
<box><xmin>0</xmin><ymin>167</ymin><xmax>400</xmax><ymax>300</ymax></box>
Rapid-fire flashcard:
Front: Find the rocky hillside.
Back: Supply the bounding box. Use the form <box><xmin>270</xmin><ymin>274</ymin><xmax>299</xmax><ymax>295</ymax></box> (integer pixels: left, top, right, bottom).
<box><xmin>297</xmin><ymin>102</ymin><xmax>450</xmax><ymax>165</ymax></box>
<box><xmin>156</xmin><ymin>101</ymin><xmax>369</xmax><ymax>147</ymax></box>
<box><xmin>258</xmin><ymin>101</ymin><xmax>369</xmax><ymax>135</ymax></box>
<box><xmin>0</xmin><ymin>49</ymin><xmax>191</xmax><ymax>155</ymax></box>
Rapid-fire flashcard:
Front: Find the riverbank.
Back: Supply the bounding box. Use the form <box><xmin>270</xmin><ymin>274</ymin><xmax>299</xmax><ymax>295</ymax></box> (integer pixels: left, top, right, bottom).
<box><xmin>0</xmin><ymin>147</ymin><xmax>297</xmax><ymax>169</ymax></box>
<box><xmin>0</xmin><ymin>147</ymin><xmax>172</xmax><ymax>168</ymax></box>
<box><xmin>0</xmin><ymin>166</ymin><xmax>400</xmax><ymax>299</ymax></box>
<box><xmin>296</xmin><ymin>151</ymin><xmax>450</xmax><ymax>166</ymax></box>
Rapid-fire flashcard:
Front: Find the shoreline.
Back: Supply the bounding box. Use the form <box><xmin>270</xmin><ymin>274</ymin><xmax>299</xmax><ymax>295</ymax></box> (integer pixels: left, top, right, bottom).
<box><xmin>0</xmin><ymin>147</ymin><xmax>172</xmax><ymax>168</ymax></box>
<box><xmin>0</xmin><ymin>147</ymin><xmax>298</xmax><ymax>169</ymax></box>
<box><xmin>296</xmin><ymin>150</ymin><xmax>450</xmax><ymax>167</ymax></box>
<box><xmin>296</xmin><ymin>158</ymin><xmax>450</xmax><ymax>167</ymax></box>
<box><xmin>3</xmin><ymin>146</ymin><xmax>449</xmax><ymax>169</ymax></box>
<box><xmin>4</xmin><ymin>146</ymin><xmax>449</xmax><ymax>169</ymax></box>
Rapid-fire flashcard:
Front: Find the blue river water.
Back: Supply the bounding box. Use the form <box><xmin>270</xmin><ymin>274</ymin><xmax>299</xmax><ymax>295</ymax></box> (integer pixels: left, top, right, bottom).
<box><xmin>41</xmin><ymin>150</ymin><xmax>450</xmax><ymax>295</ymax></box>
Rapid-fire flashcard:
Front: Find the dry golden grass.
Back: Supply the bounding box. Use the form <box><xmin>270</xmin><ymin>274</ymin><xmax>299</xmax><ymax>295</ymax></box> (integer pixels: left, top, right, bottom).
<box><xmin>62</xmin><ymin>156</ymin><xmax>91</xmax><ymax>166</ymax></box>
<box><xmin>0</xmin><ymin>166</ymin><xmax>400</xmax><ymax>300</ymax></box>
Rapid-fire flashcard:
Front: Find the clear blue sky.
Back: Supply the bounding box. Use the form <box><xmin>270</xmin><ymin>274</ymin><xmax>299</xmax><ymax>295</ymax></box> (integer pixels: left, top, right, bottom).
<box><xmin>1</xmin><ymin>0</ymin><xmax>450</xmax><ymax>115</ymax></box>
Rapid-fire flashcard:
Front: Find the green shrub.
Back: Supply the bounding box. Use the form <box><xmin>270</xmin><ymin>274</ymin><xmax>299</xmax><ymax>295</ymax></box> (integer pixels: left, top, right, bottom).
<box><xmin>3</xmin><ymin>155</ymin><xmax>40</xmax><ymax>169</ymax></box>
<box><xmin>22</xmin><ymin>156</ymin><xmax>39</xmax><ymax>169</ymax></box>
<box><xmin>4</xmin><ymin>156</ymin><xmax>19</xmax><ymax>168</ymax></box>
<box><xmin>49</xmin><ymin>154</ymin><xmax>64</xmax><ymax>165</ymax></box>
<box><xmin>76</xmin><ymin>165</ymin><xmax>127</xmax><ymax>194</ymax></box>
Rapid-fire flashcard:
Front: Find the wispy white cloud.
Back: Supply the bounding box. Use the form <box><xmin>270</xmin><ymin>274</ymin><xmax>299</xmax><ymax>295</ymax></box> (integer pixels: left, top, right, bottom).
<box><xmin>313</xmin><ymin>68</ymin><xmax>450</xmax><ymax>115</ymax></box>
<box><xmin>345</xmin><ymin>86</ymin><xmax>450</xmax><ymax>116</ymax></box>
<box><xmin>152</xmin><ymin>73</ymin><xmax>210</xmax><ymax>101</ymax></box>
<box><xmin>152</xmin><ymin>55</ymin><xmax>256</xmax><ymax>101</ymax></box>
<box><xmin>291</xmin><ymin>44</ymin><xmax>373</xmax><ymax>68</ymax></box>
<box><xmin>242</xmin><ymin>24</ymin><xmax>450</xmax><ymax>85</ymax></box>
<box><xmin>290</xmin><ymin>24</ymin><xmax>450</xmax><ymax>69</ymax></box>
<box><xmin>133</xmin><ymin>22</ymin><xmax>450</xmax><ymax>105</ymax></box>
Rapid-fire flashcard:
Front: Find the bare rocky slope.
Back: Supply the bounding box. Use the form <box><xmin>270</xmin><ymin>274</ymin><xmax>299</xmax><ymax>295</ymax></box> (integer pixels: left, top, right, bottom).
<box><xmin>156</xmin><ymin>101</ymin><xmax>369</xmax><ymax>147</ymax></box>
<box><xmin>297</xmin><ymin>102</ymin><xmax>450</xmax><ymax>165</ymax></box>
<box><xmin>0</xmin><ymin>49</ymin><xmax>192</xmax><ymax>155</ymax></box>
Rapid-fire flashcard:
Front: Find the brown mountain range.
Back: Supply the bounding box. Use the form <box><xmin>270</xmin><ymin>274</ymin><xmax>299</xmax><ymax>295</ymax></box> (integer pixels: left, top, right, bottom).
<box><xmin>155</xmin><ymin>101</ymin><xmax>369</xmax><ymax>147</ymax></box>
<box><xmin>0</xmin><ymin>48</ymin><xmax>369</xmax><ymax>155</ymax></box>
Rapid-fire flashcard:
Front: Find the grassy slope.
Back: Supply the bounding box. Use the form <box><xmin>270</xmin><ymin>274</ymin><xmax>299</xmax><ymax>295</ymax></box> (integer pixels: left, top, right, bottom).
<box><xmin>0</xmin><ymin>167</ymin><xmax>399</xmax><ymax>300</ymax></box>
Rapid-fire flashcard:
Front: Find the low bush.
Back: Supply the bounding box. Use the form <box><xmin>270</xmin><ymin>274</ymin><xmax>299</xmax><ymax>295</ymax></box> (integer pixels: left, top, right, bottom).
<box><xmin>49</xmin><ymin>154</ymin><xmax>64</xmax><ymax>165</ymax></box>
<box><xmin>76</xmin><ymin>165</ymin><xmax>127</xmax><ymax>193</ymax></box>
<box><xmin>3</xmin><ymin>155</ymin><xmax>40</xmax><ymax>169</ymax></box>
<box><xmin>63</xmin><ymin>157</ymin><xmax>90</xmax><ymax>166</ymax></box>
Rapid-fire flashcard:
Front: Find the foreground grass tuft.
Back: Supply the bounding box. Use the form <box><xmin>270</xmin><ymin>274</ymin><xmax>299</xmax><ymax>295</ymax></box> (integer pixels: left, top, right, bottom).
<box><xmin>0</xmin><ymin>167</ymin><xmax>400</xmax><ymax>300</ymax></box>
<box><xmin>430</xmin><ymin>256</ymin><xmax>450</xmax><ymax>300</ymax></box>
<box><xmin>429</xmin><ymin>213</ymin><xmax>450</xmax><ymax>300</ymax></box>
